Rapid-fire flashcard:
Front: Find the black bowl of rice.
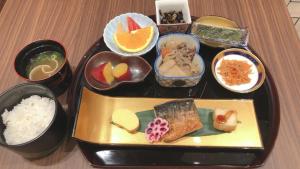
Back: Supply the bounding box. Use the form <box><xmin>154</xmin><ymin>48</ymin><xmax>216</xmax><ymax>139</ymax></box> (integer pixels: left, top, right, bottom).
<box><xmin>0</xmin><ymin>83</ymin><xmax>67</xmax><ymax>159</ymax></box>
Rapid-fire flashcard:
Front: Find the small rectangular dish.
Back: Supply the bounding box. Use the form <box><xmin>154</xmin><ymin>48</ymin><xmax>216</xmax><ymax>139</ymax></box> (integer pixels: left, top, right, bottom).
<box><xmin>155</xmin><ymin>0</ymin><xmax>192</xmax><ymax>34</ymax></box>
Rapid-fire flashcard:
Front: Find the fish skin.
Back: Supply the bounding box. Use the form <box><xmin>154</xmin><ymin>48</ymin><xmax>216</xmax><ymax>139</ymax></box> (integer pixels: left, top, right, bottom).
<box><xmin>154</xmin><ymin>99</ymin><xmax>203</xmax><ymax>142</ymax></box>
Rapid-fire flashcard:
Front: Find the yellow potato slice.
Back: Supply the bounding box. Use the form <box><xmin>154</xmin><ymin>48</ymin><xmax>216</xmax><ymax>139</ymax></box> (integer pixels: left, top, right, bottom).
<box><xmin>112</xmin><ymin>109</ymin><xmax>139</xmax><ymax>133</ymax></box>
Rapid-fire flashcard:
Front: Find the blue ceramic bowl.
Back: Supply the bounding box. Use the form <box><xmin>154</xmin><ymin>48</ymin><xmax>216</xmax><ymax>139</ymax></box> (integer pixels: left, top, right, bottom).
<box><xmin>154</xmin><ymin>33</ymin><xmax>203</xmax><ymax>87</ymax></box>
<box><xmin>156</xmin><ymin>33</ymin><xmax>200</xmax><ymax>56</ymax></box>
<box><xmin>154</xmin><ymin>53</ymin><xmax>205</xmax><ymax>87</ymax></box>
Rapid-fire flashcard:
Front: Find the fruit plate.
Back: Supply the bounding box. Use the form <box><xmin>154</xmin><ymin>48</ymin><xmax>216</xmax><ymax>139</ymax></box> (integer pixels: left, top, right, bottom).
<box><xmin>68</xmin><ymin>16</ymin><xmax>279</xmax><ymax>168</ymax></box>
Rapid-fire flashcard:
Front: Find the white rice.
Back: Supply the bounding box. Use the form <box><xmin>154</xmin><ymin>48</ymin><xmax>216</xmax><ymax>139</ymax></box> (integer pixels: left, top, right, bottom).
<box><xmin>1</xmin><ymin>95</ymin><xmax>55</xmax><ymax>145</ymax></box>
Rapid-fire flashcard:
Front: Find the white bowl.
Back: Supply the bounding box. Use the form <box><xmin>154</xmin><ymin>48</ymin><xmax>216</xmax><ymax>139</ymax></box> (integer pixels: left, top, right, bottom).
<box><xmin>103</xmin><ymin>13</ymin><xmax>159</xmax><ymax>57</ymax></box>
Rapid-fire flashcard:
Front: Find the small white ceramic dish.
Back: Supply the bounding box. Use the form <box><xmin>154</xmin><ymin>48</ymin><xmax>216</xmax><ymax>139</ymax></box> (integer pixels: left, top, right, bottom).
<box><xmin>155</xmin><ymin>0</ymin><xmax>192</xmax><ymax>34</ymax></box>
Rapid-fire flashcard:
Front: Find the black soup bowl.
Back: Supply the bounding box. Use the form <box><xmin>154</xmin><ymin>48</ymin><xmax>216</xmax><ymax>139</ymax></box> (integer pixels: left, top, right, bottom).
<box><xmin>0</xmin><ymin>83</ymin><xmax>67</xmax><ymax>159</ymax></box>
<box><xmin>14</xmin><ymin>40</ymin><xmax>72</xmax><ymax>96</ymax></box>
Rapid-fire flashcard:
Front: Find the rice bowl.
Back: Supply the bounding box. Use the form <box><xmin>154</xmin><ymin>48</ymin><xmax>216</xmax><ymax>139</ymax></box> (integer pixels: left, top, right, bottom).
<box><xmin>2</xmin><ymin>95</ymin><xmax>55</xmax><ymax>145</ymax></box>
<box><xmin>0</xmin><ymin>83</ymin><xmax>67</xmax><ymax>158</ymax></box>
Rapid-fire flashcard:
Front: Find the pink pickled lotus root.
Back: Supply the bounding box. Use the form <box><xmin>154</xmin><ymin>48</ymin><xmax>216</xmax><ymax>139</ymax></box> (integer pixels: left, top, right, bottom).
<box><xmin>145</xmin><ymin>117</ymin><xmax>169</xmax><ymax>143</ymax></box>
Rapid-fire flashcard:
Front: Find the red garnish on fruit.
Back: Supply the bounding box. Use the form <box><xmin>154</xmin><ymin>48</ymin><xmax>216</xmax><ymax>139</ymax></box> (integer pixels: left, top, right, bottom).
<box><xmin>145</xmin><ymin>117</ymin><xmax>169</xmax><ymax>143</ymax></box>
<box><xmin>127</xmin><ymin>16</ymin><xmax>141</xmax><ymax>32</ymax></box>
<box><xmin>216</xmin><ymin>115</ymin><xmax>226</xmax><ymax>123</ymax></box>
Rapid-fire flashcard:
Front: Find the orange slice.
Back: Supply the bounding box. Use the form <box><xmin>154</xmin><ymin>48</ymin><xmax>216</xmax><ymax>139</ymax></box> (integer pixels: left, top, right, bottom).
<box><xmin>116</xmin><ymin>22</ymin><xmax>125</xmax><ymax>33</ymax></box>
<box><xmin>114</xmin><ymin>26</ymin><xmax>154</xmax><ymax>52</ymax></box>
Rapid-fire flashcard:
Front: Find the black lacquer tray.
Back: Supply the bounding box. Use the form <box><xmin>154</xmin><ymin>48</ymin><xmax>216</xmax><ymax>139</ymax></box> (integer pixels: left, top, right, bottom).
<box><xmin>68</xmin><ymin>17</ymin><xmax>280</xmax><ymax>168</ymax></box>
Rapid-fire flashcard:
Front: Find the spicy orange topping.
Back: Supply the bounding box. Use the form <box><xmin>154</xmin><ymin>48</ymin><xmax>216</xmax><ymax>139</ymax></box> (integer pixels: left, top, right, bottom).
<box><xmin>218</xmin><ymin>59</ymin><xmax>252</xmax><ymax>86</ymax></box>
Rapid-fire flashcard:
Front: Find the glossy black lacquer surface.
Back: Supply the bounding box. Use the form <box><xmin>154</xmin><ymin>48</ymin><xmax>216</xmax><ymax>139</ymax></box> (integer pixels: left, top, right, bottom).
<box><xmin>68</xmin><ymin>18</ymin><xmax>280</xmax><ymax>168</ymax></box>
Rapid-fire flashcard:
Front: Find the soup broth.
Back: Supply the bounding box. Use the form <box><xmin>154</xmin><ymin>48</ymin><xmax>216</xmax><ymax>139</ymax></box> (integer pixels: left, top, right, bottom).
<box><xmin>26</xmin><ymin>51</ymin><xmax>64</xmax><ymax>80</ymax></box>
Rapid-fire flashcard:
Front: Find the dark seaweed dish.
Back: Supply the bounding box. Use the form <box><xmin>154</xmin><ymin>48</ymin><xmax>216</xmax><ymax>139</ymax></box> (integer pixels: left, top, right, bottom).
<box><xmin>159</xmin><ymin>10</ymin><xmax>185</xmax><ymax>24</ymax></box>
<box><xmin>191</xmin><ymin>23</ymin><xmax>249</xmax><ymax>47</ymax></box>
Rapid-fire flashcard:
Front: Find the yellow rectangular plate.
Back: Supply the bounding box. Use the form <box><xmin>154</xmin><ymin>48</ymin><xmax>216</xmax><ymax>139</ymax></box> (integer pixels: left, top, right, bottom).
<box><xmin>73</xmin><ymin>88</ymin><xmax>263</xmax><ymax>149</ymax></box>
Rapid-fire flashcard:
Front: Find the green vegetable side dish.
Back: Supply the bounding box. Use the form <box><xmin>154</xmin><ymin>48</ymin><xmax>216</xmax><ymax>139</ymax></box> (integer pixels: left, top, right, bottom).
<box><xmin>26</xmin><ymin>51</ymin><xmax>64</xmax><ymax>77</ymax></box>
<box><xmin>191</xmin><ymin>23</ymin><xmax>249</xmax><ymax>47</ymax></box>
<box><xmin>136</xmin><ymin>108</ymin><xmax>223</xmax><ymax>137</ymax></box>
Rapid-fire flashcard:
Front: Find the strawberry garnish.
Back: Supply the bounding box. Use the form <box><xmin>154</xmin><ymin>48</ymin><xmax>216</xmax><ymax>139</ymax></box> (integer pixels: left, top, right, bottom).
<box><xmin>127</xmin><ymin>16</ymin><xmax>141</xmax><ymax>32</ymax></box>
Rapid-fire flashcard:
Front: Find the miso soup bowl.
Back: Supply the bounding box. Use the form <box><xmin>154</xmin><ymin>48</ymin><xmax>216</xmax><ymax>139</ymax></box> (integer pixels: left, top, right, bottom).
<box><xmin>14</xmin><ymin>40</ymin><xmax>72</xmax><ymax>96</ymax></box>
<box><xmin>0</xmin><ymin>83</ymin><xmax>67</xmax><ymax>159</ymax></box>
